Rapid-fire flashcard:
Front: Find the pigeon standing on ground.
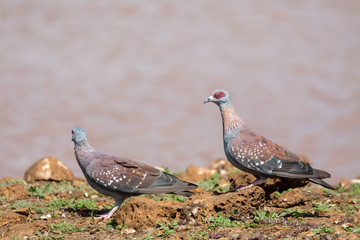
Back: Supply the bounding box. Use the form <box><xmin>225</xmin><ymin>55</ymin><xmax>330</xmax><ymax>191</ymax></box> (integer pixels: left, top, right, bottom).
<box><xmin>204</xmin><ymin>89</ymin><xmax>335</xmax><ymax>191</ymax></box>
<box><xmin>72</xmin><ymin>127</ymin><xmax>197</xmax><ymax>219</ymax></box>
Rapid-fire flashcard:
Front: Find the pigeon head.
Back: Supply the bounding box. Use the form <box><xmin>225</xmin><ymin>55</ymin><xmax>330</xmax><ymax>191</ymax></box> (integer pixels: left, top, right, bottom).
<box><xmin>72</xmin><ymin>127</ymin><xmax>88</xmax><ymax>144</ymax></box>
<box><xmin>204</xmin><ymin>89</ymin><xmax>231</xmax><ymax>107</ymax></box>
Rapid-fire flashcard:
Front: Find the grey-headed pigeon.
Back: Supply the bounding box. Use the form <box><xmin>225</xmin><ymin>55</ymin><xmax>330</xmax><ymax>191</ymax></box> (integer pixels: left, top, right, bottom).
<box><xmin>72</xmin><ymin>127</ymin><xmax>197</xmax><ymax>219</ymax></box>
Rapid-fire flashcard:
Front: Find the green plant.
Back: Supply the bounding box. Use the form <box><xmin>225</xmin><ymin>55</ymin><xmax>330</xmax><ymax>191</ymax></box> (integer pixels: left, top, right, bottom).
<box><xmin>130</xmin><ymin>234</ymin><xmax>155</xmax><ymax>240</ymax></box>
<box><xmin>156</xmin><ymin>220</ymin><xmax>178</xmax><ymax>238</ymax></box>
<box><xmin>252</xmin><ymin>209</ymin><xmax>285</xmax><ymax>223</ymax></box>
<box><xmin>197</xmin><ymin>172</ymin><xmax>220</xmax><ymax>191</ymax></box>
<box><xmin>274</xmin><ymin>191</ymin><xmax>282</xmax><ymax>199</ymax></box>
<box><xmin>50</xmin><ymin>221</ymin><xmax>89</xmax><ymax>233</ymax></box>
<box><xmin>0</xmin><ymin>194</ymin><xmax>14</xmax><ymax>205</ymax></box>
<box><xmin>207</xmin><ymin>212</ymin><xmax>243</xmax><ymax>229</ymax></box>
<box><xmin>187</xmin><ymin>230</ymin><xmax>209</xmax><ymax>239</ymax></box>
<box><xmin>47</xmin><ymin>198</ymin><xmax>97</xmax><ymax>211</ymax></box>
<box><xmin>151</xmin><ymin>193</ymin><xmax>186</xmax><ymax>202</ymax></box>
<box><xmin>11</xmin><ymin>235</ymin><xmax>21</xmax><ymax>240</ymax></box>
<box><xmin>106</xmin><ymin>219</ymin><xmax>126</xmax><ymax>230</ymax></box>
<box><xmin>0</xmin><ymin>179</ymin><xmax>24</xmax><ymax>186</ymax></box>
<box><xmin>311</xmin><ymin>225</ymin><xmax>335</xmax><ymax>234</ymax></box>
<box><xmin>10</xmin><ymin>200</ymin><xmax>38</xmax><ymax>209</ymax></box>
<box><xmin>35</xmin><ymin>231</ymin><xmax>65</xmax><ymax>240</ymax></box>
<box><xmin>28</xmin><ymin>184</ymin><xmax>55</xmax><ymax>198</ymax></box>
<box><xmin>313</xmin><ymin>201</ymin><xmax>332</xmax><ymax>212</ymax></box>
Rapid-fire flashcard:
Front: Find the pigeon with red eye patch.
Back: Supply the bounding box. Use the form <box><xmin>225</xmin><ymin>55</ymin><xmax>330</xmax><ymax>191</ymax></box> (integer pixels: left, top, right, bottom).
<box><xmin>71</xmin><ymin>127</ymin><xmax>197</xmax><ymax>219</ymax></box>
<box><xmin>204</xmin><ymin>89</ymin><xmax>334</xmax><ymax>191</ymax></box>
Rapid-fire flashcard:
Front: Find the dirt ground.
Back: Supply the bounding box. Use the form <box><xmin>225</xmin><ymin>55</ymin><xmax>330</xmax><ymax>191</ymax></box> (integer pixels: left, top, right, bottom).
<box><xmin>0</xmin><ymin>171</ymin><xmax>359</xmax><ymax>240</ymax></box>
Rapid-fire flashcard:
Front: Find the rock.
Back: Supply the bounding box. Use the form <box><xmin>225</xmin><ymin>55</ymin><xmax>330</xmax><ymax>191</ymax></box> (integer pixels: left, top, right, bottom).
<box><xmin>339</xmin><ymin>177</ymin><xmax>360</xmax><ymax>187</ymax></box>
<box><xmin>24</xmin><ymin>156</ymin><xmax>74</xmax><ymax>183</ymax></box>
<box><xmin>114</xmin><ymin>197</ymin><xmax>183</xmax><ymax>229</ymax></box>
<box><xmin>114</xmin><ymin>187</ymin><xmax>265</xmax><ymax>229</ymax></box>
<box><xmin>270</xmin><ymin>188</ymin><xmax>306</xmax><ymax>208</ymax></box>
<box><xmin>228</xmin><ymin>171</ymin><xmax>309</xmax><ymax>198</ymax></box>
<box><xmin>209</xmin><ymin>158</ymin><xmax>235</xmax><ymax>175</ymax></box>
<box><xmin>184</xmin><ymin>187</ymin><xmax>265</xmax><ymax>222</ymax></box>
<box><xmin>182</xmin><ymin>165</ymin><xmax>216</xmax><ymax>183</ymax></box>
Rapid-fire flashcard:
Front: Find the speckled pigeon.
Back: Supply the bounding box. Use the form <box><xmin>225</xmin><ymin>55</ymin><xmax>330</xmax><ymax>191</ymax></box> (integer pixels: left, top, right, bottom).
<box><xmin>72</xmin><ymin>127</ymin><xmax>197</xmax><ymax>219</ymax></box>
<box><xmin>204</xmin><ymin>89</ymin><xmax>334</xmax><ymax>190</ymax></box>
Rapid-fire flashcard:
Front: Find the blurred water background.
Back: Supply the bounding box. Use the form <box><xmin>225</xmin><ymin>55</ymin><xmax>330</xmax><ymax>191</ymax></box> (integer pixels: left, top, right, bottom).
<box><xmin>1</xmin><ymin>1</ymin><xmax>359</xmax><ymax>184</ymax></box>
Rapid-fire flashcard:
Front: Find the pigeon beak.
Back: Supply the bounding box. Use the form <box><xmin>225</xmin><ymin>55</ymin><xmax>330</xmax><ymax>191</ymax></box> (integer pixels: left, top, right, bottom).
<box><xmin>203</xmin><ymin>96</ymin><xmax>213</xmax><ymax>104</ymax></box>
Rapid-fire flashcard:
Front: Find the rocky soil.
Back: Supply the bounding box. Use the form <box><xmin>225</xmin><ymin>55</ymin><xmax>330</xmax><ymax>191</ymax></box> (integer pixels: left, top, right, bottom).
<box><xmin>0</xmin><ymin>158</ymin><xmax>359</xmax><ymax>240</ymax></box>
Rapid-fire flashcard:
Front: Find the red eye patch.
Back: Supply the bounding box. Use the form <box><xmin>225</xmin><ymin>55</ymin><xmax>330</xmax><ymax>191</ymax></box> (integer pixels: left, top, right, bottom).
<box><xmin>214</xmin><ymin>91</ymin><xmax>226</xmax><ymax>99</ymax></box>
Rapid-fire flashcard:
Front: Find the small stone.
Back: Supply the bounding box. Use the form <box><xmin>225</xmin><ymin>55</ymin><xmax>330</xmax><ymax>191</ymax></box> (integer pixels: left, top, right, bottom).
<box><xmin>182</xmin><ymin>165</ymin><xmax>216</xmax><ymax>183</ymax></box>
<box><xmin>40</xmin><ymin>214</ymin><xmax>51</xmax><ymax>220</ymax></box>
<box><xmin>122</xmin><ymin>229</ymin><xmax>136</xmax><ymax>234</ymax></box>
<box><xmin>209</xmin><ymin>158</ymin><xmax>235</xmax><ymax>175</ymax></box>
<box><xmin>24</xmin><ymin>156</ymin><xmax>74</xmax><ymax>183</ymax></box>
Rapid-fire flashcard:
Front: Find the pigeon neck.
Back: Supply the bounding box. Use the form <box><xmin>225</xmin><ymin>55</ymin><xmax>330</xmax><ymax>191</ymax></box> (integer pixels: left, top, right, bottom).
<box><xmin>74</xmin><ymin>141</ymin><xmax>95</xmax><ymax>167</ymax></box>
<box><xmin>220</xmin><ymin>103</ymin><xmax>246</xmax><ymax>138</ymax></box>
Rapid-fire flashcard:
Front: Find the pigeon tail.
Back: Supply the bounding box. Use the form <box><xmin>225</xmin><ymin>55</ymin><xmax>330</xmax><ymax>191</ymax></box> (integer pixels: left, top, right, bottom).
<box><xmin>307</xmin><ymin>178</ymin><xmax>335</xmax><ymax>190</ymax></box>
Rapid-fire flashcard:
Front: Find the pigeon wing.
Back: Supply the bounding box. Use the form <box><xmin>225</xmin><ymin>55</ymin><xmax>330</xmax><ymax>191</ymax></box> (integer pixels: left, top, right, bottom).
<box><xmin>227</xmin><ymin>129</ymin><xmax>319</xmax><ymax>178</ymax></box>
<box><xmin>86</xmin><ymin>151</ymin><xmax>162</xmax><ymax>193</ymax></box>
<box><xmin>86</xmin><ymin>151</ymin><xmax>196</xmax><ymax>195</ymax></box>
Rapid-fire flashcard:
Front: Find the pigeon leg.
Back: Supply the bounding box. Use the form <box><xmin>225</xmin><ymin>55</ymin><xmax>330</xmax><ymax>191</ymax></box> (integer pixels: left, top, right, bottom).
<box><xmin>95</xmin><ymin>195</ymin><xmax>127</xmax><ymax>220</ymax></box>
<box><xmin>95</xmin><ymin>205</ymin><xmax>119</xmax><ymax>220</ymax></box>
<box><xmin>232</xmin><ymin>176</ymin><xmax>266</xmax><ymax>192</ymax></box>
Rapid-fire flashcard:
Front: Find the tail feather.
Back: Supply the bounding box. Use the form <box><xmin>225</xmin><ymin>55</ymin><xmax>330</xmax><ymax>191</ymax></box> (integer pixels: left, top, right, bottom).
<box><xmin>307</xmin><ymin>178</ymin><xmax>335</xmax><ymax>190</ymax></box>
<box><xmin>139</xmin><ymin>181</ymin><xmax>197</xmax><ymax>195</ymax></box>
<box><xmin>312</xmin><ymin>168</ymin><xmax>331</xmax><ymax>179</ymax></box>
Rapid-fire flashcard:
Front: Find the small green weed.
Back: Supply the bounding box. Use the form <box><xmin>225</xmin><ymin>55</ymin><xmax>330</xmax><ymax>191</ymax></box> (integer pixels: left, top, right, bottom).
<box><xmin>130</xmin><ymin>234</ymin><xmax>155</xmax><ymax>240</ymax></box>
<box><xmin>11</xmin><ymin>235</ymin><xmax>21</xmax><ymax>240</ymax></box>
<box><xmin>207</xmin><ymin>212</ymin><xmax>243</xmax><ymax>229</ymax></box>
<box><xmin>273</xmin><ymin>191</ymin><xmax>282</xmax><ymax>199</ymax></box>
<box><xmin>28</xmin><ymin>184</ymin><xmax>55</xmax><ymax>198</ymax></box>
<box><xmin>106</xmin><ymin>219</ymin><xmax>126</xmax><ymax>230</ymax></box>
<box><xmin>197</xmin><ymin>172</ymin><xmax>230</xmax><ymax>192</ymax></box>
<box><xmin>187</xmin><ymin>230</ymin><xmax>209</xmax><ymax>239</ymax></box>
<box><xmin>311</xmin><ymin>225</ymin><xmax>335</xmax><ymax>234</ymax></box>
<box><xmin>28</xmin><ymin>181</ymin><xmax>90</xmax><ymax>198</ymax></box>
<box><xmin>252</xmin><ymin>209</ymin><xmax>285</xmax><ymax>223</ymax></box>
<box><xmin>10</xmin><ymin>200</ymin><xmax>38</xmax><ymax>209</ymax></box>
<box><xmin>50</xmin><ymin>221</ymin><xmax>89</xmax><ymax>233</ymax></box>
<box><xmin>0</xmin><ymin>179</ymin><xmax>24</xmax><ymax>186</ymax></box>
<box><xmin>313</xmin><ymin>201</ymin><xmax>332</xmax><ymax>212</ymax></box>
<box><xmin>35</xmin><ymin>231</ymin><xmax>65</xmax><ymax>239</ymax></box>
<box><xmin>47</xmin><ymin>198</ymin><xmax>97</xmax><ymax>211</ymax></box>
<box><xmin>151</xmin><ymin>193</ymin><xmax>186</xmax><ymax>202</ymax></box>
<box><xmin>156</xmin><ymin>220</ymin><xmax>178</xmax><ymax>238</ymax></box>
<box><xmin>332</xmin><ymin>183</ymin><xmax>360</xmax><ymax>197</ymax></box>
<box><xmin>0</xmin><ymin>194</ymin><xmax>14</xmax><ymax>205</ymax></box>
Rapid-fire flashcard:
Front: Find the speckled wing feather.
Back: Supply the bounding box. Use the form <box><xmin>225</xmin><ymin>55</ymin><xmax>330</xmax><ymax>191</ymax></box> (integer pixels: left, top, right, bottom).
<box><xmin>226</xmin><ymin>129</ymin><xmax>328</xmax><ymax>179</ymax></box>
<box><xmin>86</xmin><ymin>151</ymin><xmax>195</xmax><ymax>195</ymax></box>
<box><xmin>85</xmin><ymin>151</ymin><xmax>160</xmax><ymax>193</ymax></box>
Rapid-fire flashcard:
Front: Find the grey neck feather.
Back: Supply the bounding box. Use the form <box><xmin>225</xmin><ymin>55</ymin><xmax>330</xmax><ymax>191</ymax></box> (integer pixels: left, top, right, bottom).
<box><xmin>74</xmin><ymin>140</ymin><xmax>95</xmax><ymax>168</ymax></box>
<box><xmin>218</xmin><ymin>101</ymin><xmax>245</xmax><ymax>143</ymax></box>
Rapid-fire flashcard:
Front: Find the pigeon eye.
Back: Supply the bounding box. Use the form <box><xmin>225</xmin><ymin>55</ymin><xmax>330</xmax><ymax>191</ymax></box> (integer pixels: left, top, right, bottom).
<box><xmin>214</xmin><ymin>91</ymin><xmax>225</xmax><ymax>99</ymax></box>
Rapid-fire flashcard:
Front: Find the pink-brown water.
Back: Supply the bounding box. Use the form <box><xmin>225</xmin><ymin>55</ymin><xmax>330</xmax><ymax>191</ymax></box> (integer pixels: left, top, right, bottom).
<box><xmin>1</xmin><ymin>1</ymin><xmax>359</xmax><ymax>184</ymax></box>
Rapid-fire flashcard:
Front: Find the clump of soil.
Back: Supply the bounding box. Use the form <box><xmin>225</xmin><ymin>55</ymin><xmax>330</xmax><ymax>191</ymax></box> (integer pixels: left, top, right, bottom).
<box><xmin>0</xmin><ymin>171</ymin><xmax>359</xmax><ymax>239</ymax></box>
